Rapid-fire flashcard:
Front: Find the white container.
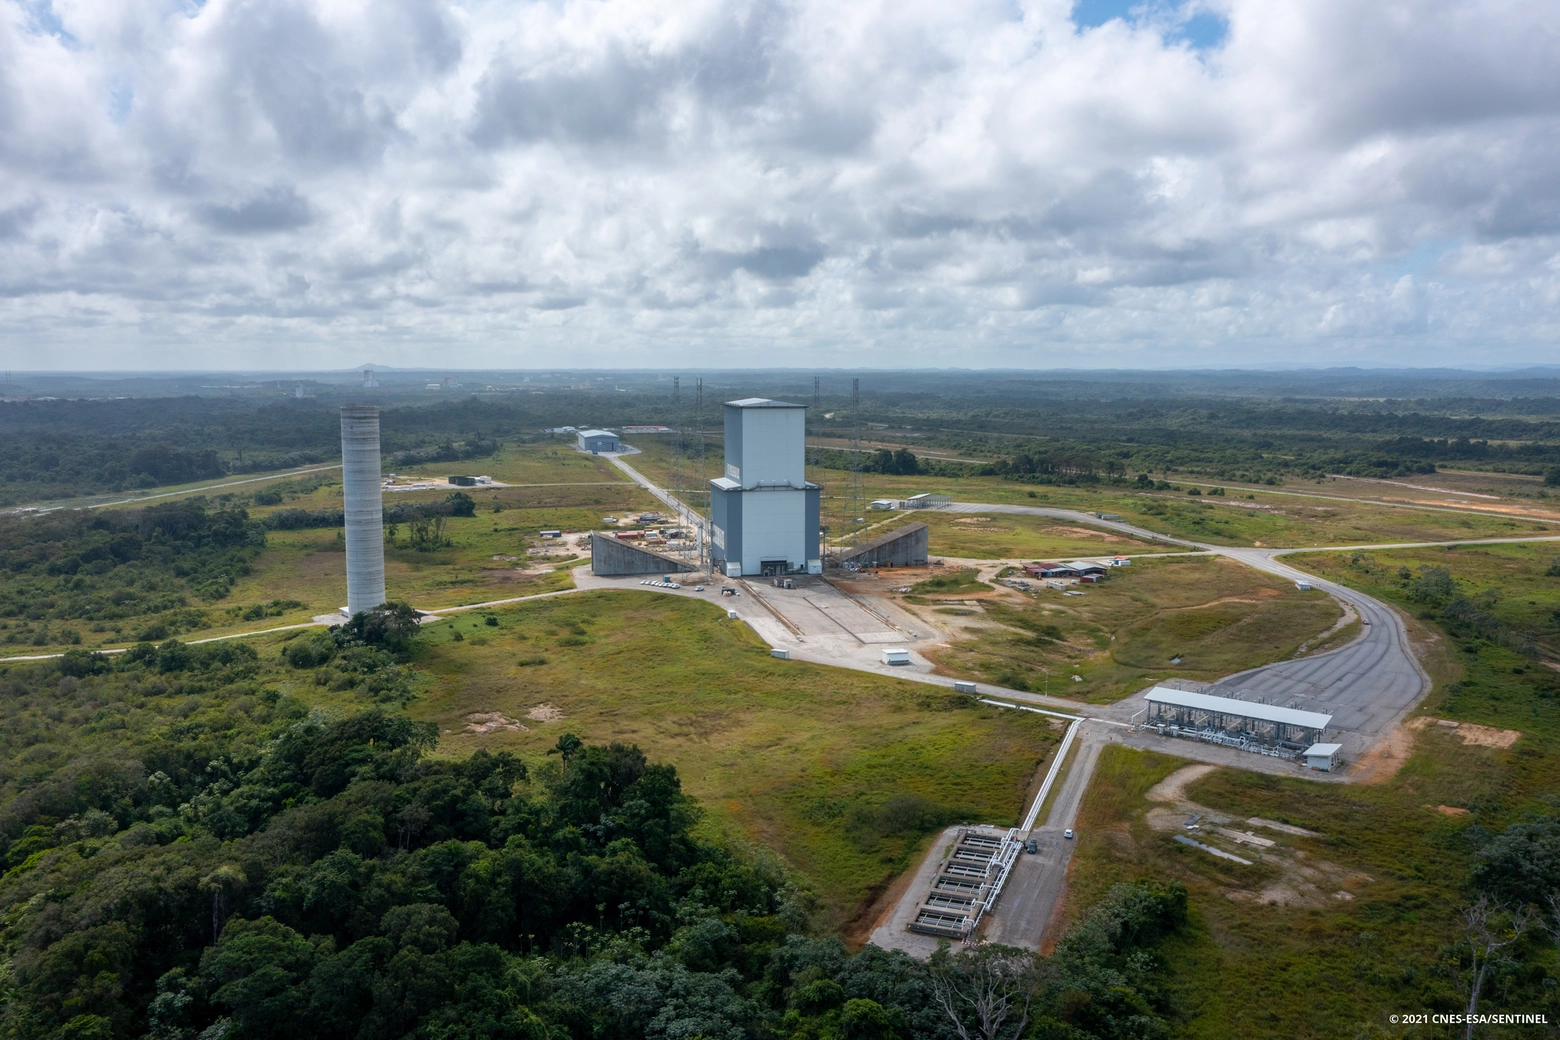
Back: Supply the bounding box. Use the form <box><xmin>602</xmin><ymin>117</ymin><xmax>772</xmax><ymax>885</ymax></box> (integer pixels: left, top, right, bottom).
<box><xmin>770</xmin><ymin>648</ymin><xmax>790</xmax><ymax>660</ymax></box>
<box><xmin>727</xmin><ymin>609</ymin><xmax>739</xmax><ymax>619</ymax></box>
<box><xmin>881</xmin><ymin>648</ymin><xmax>911</xmax><ymax>666</ymax></box>
<box><xmin>953</xmin><ymin>680</ymin><xmax>976</xmax><ymax>694</ymax></box>
<box><xmin>1295</xmin><ymin>580</ymin><xmax>1313</xmax><ymax>591</ymax></box>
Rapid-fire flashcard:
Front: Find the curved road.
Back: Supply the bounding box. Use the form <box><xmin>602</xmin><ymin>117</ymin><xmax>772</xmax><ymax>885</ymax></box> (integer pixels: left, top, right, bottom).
<box><xmin>950</xmin><ymin>501</ymin><xmax>1445</xmax><ymax>750</ymax></box>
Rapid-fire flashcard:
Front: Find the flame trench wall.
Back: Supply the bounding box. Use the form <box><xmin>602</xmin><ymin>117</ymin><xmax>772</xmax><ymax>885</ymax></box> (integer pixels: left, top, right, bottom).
<box><xmin>340</xmin><ymin>406</ymin><xmax>386</xmax><ymax>615</ymax></box>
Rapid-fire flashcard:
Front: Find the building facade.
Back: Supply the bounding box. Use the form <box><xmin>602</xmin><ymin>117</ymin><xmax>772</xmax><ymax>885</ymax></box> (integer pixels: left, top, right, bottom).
<box><xmin>577</xmin><ymin>429</ymin><xmax>621</xmax><ymax>453</ymax></box>
<box><xmin>709</xmin><ymin>398</ymin><xmax>821</xmax><ymax>577</ymax></box>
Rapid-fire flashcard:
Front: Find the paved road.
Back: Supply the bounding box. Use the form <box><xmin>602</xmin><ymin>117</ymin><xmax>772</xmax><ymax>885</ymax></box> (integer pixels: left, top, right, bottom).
<box><xmin>602</xmin><ymin>451</ymin><xmax>712</xmax><ymax>548</ymax></box>
<box><xmin>984</xmin><ymin>723</ymin><xmax>1107</xmax><ymax>947</ymax></box>
<box><xmin>2</xmin><ymin>463</ymin><xmax>346</xmax><ymax>515</ymax></box>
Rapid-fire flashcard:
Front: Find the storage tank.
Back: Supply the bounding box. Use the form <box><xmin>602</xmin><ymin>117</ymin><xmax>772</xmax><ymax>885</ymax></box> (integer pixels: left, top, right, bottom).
<box><xmin>340</xmin><ymin>406</ymin><xmax>387</xmax><ymax>616</ymax></box>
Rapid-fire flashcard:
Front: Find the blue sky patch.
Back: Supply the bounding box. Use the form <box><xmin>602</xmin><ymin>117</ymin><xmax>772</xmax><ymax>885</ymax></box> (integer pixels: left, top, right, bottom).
<box><xmin>1073</xmin><ymin>1</ymin><xmax>1228</xmax><ymax>51</ymax></box>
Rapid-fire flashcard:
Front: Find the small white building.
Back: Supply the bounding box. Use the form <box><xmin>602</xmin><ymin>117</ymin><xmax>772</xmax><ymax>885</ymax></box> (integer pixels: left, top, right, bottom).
<box><xmin>881</xmin><ymin>648</ymin><xmax>911</xmax><ymax>665</ymax></box>
<box><xmin>869</xmin><ymin>499</ymin><xmax>898</xmax><ymax>510</ymax></box>
<box><xmin>1295</xmin><ymin>580</ymin><xmax>1313</xmax><ymax>591</ymax></box>
<box><xmin>1304</xmin><ymin>743</ymin><xmax>1342</xmax><ymax>771</ymax></box>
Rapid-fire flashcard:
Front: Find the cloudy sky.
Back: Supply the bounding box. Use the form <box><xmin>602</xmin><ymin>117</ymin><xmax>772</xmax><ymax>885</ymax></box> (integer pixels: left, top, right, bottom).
<box><xmin>1</xmin><ymin>0</ymin><xmax>1557</xmax><ymax>371</ymax></box>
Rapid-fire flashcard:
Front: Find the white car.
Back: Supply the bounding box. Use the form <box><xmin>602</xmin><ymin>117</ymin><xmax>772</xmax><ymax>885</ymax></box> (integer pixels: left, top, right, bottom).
<box><xmin>1064</xmin><ymin>828</ymin><xmax>1075</xmax><ymax>839</ymax></box>
<box><xmin>694</xmin><ymin>585</ymin><xmax>706</xmax><ymax>592</ymax></box>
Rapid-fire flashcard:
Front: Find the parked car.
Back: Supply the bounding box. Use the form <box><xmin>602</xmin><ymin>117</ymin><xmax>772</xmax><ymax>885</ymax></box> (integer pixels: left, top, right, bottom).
<box><xmin>694</xmin><ymin>585</ymin><xmax>706</xmax><ymax>592</ymax></box>
<box><xmin>1064</xmin><ymin>828</ymin><xmax>1075</xmax><ymax>839</ymax></box>
<box><xmin>1025</xmin><ymin>838</ymin><xmax>1038</xmax><ymax>854</ymax></box>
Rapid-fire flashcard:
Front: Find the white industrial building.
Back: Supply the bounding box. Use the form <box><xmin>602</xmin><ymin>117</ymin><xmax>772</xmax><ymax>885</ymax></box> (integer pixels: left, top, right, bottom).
<box><xmin>709</xmin><ymin>398</ymin><xmax>821</xmax><ymax>577</ymax></box>
<box><xmin>577</xmin><ymin>429</ymin><xmax>621</xmax><ymax>453</ymax></box>
<box><xmin>1137</xmin><ymin>686</ymin><xmax>1334</xmax><ymax>759</ymax></box>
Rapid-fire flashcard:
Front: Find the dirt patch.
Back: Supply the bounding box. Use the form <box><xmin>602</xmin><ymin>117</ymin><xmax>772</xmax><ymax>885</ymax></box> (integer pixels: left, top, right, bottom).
<box><xmin>525</xmin><ymin>702</ymin><xmax>565</xmax><ymax>722</ymax></box>
<box><xmin>1045</xmin><ymin>525</ymin><xmax>1139</xmax><ymax>544</ymax></box>
<box><xmin>1145</xmin><ymin>763</ymin><xmax>1218</xmax><ymax>805</ymax></box>
<box><xmin>1414</xmin><ymin>716</ymin><xmax>1522</xmax><ymax>749</ymax></box>
<box><xmin>465</xmin><ymin>711</ymin><xmax>527</xmax><ymax>734</ymax></box>
<box><xmin>1352</xmin><ymin>722</ymin><xmax>1419</xmax><ymax>784</ymax></box>
<box><xmin>952</xmin><ymin>517</ymin><xmax>997</xmax><ymax>525</ymax></box>
<box><xmin>1445</xmin><ymin>721</ymin><xmax>1522</xmax><ymax>748</ymax></box>
<box><xmin>1434</xmin><ymin>805</ymin><xmax>1470</xmax><ymax>816</ymax></box>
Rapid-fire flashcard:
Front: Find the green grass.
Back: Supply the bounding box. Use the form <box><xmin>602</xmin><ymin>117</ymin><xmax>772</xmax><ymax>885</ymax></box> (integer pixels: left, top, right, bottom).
<box><xmin>870</xmin><ymin>509</ymin><xmax>1180</xmax><ymax>560</ymax></box>
<box><xmin>917</xmin><ymin>554</ymin><xmax>1341</xmax><ymax>702</ymax></box>
<box><xmin>395</xmin><ymin>590</ymin><xmax>1063</xmax><ymax>929</ymax></box>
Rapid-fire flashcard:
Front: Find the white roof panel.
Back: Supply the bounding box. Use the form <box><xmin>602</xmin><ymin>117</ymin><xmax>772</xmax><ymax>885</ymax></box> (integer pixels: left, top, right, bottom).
<box><xmin>725</xmin><ymin>397</ymin><xmax>806</xmax><ymax>409</ymax></box>
<box><xmin>1145</xmin><ymin>686</ymin><xmax>1332</xmax><ymax>731</ymax></box>
<box><xmin>1304</xmin><ymin>743</ymin><xmax>1343</xmax><ymax>755</ymax></box>
<box><xmin>577</xmin><ymin>429</ymin><xmax>616</xmax><ymax>438</ymax></box>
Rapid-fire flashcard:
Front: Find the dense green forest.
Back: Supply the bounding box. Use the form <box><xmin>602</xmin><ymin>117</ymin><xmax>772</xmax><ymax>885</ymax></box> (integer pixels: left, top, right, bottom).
<box><xmin>0</xmin><ymin>619</ymin><xmax>1190</xmax><ymax>1040</ymax></box>
<box><xmin>4</xmin><ymin>370</ymin><xmax>1560</xmax><ymax>505</ymax></box>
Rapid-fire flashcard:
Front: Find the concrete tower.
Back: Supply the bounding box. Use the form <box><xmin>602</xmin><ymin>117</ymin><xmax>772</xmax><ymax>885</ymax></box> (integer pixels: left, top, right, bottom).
<box><xmin>340</xmin><ymin>406</ymin><xmax>387</xmax><ymax>615</ymax></box>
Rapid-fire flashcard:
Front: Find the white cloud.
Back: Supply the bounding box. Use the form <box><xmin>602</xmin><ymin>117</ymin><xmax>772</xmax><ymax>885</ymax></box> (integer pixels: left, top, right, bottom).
<box><xmin>0</xmin><ymin>0</ymin><xmax>1557</xmax><ymax>369</ymax></box>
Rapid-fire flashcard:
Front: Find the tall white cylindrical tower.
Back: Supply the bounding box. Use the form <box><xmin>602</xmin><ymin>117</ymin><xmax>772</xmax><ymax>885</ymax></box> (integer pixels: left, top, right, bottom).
<box><xmin>340</xmin><ymin>406</ymin><xmax>386</xmax><ymax>615</ymax></box>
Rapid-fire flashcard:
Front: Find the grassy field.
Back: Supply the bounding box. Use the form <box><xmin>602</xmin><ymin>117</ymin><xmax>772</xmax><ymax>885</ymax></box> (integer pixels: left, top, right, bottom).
<box><xmin>1058</xmin><ymin>540</ymin><xmax>1560</xmax><ymax>1037</ymax></box>
<box><xmin>916</xmin><ymin>554</ymin><xmax>1342</xmax><ymax>703</ymax></box>
<box><xmin>389</xmin><ymin>590</ymin><xmax>1063</xmax><ymax>929</ymax></box>
<box><xmin>868</xmin><ymin>509</ymin><xmax>1180</xmax><ymax>560</ymax></box>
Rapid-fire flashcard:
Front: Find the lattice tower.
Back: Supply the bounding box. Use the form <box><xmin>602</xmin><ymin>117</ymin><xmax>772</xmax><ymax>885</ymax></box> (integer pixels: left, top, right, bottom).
<box><xmin>664</xmin><ymin>375</ymin><xmax>689</xmax><ymax>561</ymax></box>
<box><xmin>844</xmin><ymin>377</ymin><xmax>866</xmax><ymax>553</ymax></box>
<box><xmin>695</xmin><ymin>377</ymin><xmax>710</xmax><ymax>572</ymax></box>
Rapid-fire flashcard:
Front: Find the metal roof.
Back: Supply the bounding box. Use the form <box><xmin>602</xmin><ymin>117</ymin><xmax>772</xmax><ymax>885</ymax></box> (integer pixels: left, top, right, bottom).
<box><xmin>577</xmin><ymin>429</ymin><xmax>617</xmax><ymax>438</ymax></box>
<box><xmin>1304</xmin><ymin>743</ymin><xmax>1343</xmax><ymax>755</ymax></box>
<box><xmin>1144</xmin><ymin>686</ymin><xmax>1333</xmax><ymax>731</ymax></box>
<box><xmin>725</xmin><ymin>397</ymin><xmax>806</xmax><ymax>409</ymax></box>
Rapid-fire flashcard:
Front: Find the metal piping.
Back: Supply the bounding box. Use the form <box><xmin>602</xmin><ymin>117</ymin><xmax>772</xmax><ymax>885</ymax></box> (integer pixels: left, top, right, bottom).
<box><xmin>340</xmin><ymin>406</ymin><xmax>386</xmax><ymax>616</ymax></box>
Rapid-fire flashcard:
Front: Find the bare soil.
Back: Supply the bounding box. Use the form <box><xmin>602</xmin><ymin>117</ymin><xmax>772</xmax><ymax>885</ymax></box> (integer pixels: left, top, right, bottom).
<box><xmin>465</xmin><ymin>711</ymin><xmax>527</xmax><ymax>734</ymax></box>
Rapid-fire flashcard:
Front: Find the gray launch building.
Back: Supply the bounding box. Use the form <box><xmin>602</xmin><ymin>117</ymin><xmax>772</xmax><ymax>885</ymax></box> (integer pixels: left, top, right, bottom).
<box><xmin>340</xmin><ymin>406</ymin><xmax>387</xmax><ymax>615</ymax></box>
<box><xmin>709</xmin><ymin>398</ymin><xmax>821</xmax><ymax>577</ymax></box>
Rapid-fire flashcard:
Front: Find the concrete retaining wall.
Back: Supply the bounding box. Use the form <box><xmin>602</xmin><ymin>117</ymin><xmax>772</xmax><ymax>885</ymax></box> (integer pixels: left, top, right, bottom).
<box><xmin>837</xmin><ymin>522</ymin><xmax>929</xmax><ymax>568</ymax></box>
<box><xmin>590</xmin><ymin>533</ymin><xmax>697</xmax><ymax>576</ymax></box>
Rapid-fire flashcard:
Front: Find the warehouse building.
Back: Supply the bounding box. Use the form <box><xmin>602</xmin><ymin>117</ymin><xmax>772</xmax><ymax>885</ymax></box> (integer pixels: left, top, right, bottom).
<box><xmin>577</xmin><ymin>429</ymin><xmax>621</xmax><ymax>453</ymax></box>
<box><xmin>709</xmin><ymin>398</ymin><xmax>822</xmax><ymax>578</ymax></box>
